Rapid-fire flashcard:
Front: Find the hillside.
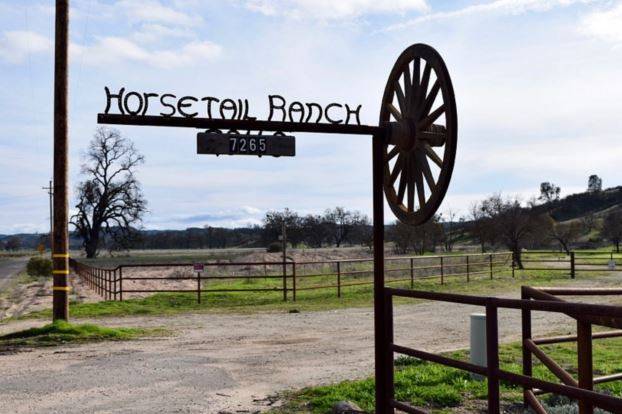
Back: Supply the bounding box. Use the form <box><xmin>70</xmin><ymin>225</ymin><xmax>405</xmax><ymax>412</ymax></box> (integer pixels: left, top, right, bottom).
<box><xmin>533</xmin><ymin>186</ymin><xmax>622</xmax><ymax>222</ymax></box>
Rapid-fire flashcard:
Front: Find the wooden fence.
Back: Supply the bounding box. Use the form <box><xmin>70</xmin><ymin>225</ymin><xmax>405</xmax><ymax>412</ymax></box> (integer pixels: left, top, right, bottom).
<box><xmin>521</xmin><ymin>250</ymin><xmax>622</xmax><ymax>279</ymax></box>
<box><xmin>70</xmin><ymin>252</ymin><xmax>512</xmax><ymax>302</ymax></box>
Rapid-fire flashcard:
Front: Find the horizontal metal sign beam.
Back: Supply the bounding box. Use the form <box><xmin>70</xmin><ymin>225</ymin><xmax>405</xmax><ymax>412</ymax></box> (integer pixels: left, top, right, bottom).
<box><xmin>197</xmin><ymin>133</ymin><xmax>295</xmax><ymax>157</ymax></box>
<box><xmin>97</xmin><ymin>114</ymin><xmax>383</xmax><ymax>136</ymax></box>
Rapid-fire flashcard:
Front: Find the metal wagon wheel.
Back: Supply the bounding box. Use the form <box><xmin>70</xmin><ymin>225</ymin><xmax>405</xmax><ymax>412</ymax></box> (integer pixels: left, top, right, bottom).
<box><xmin>380</xmin><ymin>43</ymin><xmax>457</xmax><ymax>226</ymax></box>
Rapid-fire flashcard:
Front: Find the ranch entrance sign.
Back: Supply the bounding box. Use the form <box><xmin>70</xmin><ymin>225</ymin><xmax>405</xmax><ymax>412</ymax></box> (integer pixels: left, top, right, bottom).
<box><xmin>98</xmin><ymin>43</ymin><xmax>457</xmax><ymax>413</ymax></box>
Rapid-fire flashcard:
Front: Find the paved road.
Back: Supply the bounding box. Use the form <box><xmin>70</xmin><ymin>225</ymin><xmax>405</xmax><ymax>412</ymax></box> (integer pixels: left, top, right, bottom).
<box><xmin>0</xmin><ymin>257</ymin><xmax>27</xmax><ymax>292</ymax></box>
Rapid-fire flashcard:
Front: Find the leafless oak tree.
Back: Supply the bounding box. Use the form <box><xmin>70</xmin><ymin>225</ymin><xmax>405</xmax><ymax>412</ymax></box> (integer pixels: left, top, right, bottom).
<box><xmin>71</xmin><ymin>127</ymin><xmax>146</xmax><ymax>258</ymax></box>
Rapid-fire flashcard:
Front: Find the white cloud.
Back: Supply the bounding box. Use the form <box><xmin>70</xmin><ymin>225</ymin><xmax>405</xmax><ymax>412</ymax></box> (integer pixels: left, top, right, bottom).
<box><xmin>116</xmin><ymin>0</ymin><xmax>202</xmax><ymax>26</ymax></box>
<box><xmin>72</xmin><ymin>37</ymin><xmax>221</xmax><ymax>69</ymax></box>
<box><xmin>388</xmin><ymin>0</ymin><xmax>593</xmax><ymax>30</ymax></box>
<box><xmin>580</xmin><ymin>1</ymin><xmax>622</xmax><ymax>44</ymax></box>
<box><xmin>245</xmin><ymin>0</ymin><xmax>430</xmax><ymax>19</ymax></box>
<box><xmin>0</xmin><ymin>30</ymin><xmax>51</xmax><ymax>64</ymax></box>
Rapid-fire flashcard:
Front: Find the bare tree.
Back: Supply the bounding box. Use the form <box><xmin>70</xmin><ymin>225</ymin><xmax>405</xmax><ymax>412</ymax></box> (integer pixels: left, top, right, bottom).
<box><xmin>545</xmin><ymin>216</ymin><xmax>582</xmax><ymax>254</ymax></box>
<box><xmin>71</xmin><ymin>127</ymin><xmax>146</xmax><ymax>258</ymax></box>
<box><xmin>469</xmin><ymin>202</ymin><xmax>496</xmax><ymax>252</ymax></box>
<box><xmin>601</xmin><ymin>210</ymin><xmax>622</xmax><ymax>253</ymax></box>
<box><xmin>389</xmin><ymin>221</ymin><xmax>417</xmax><ymax>254</ymax></box>
<box><xmin>440</xmin><ymin>208</ymin><xmax>459</xmax><ymax>252</ymax></box>
<box><xmin>581</xmin><ymin>213</ymin><xmax>596</xmax><ymax>234</ymax></box>
<box><xmin>481</xmin><ymin>194</ymin><xmax>545</xmax><ymax>269</ymax></box>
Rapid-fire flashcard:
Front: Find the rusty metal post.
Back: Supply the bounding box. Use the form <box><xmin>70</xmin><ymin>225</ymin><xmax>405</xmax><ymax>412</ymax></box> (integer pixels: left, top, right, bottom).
<box><xmin>337</xmin><ymin>261</ymin><xmax>341</xmax><ymax>298</ymax></box>
<box><xmin>521</xmin><ymin>287</ymin><xmax>533</xmax><ymax>408</ymax></box>
<box><xmin>440</xmin><ymin>256</ymin><xmax>444</xmax><ymax>285</ymax></box>
<box><xmin>486</xmin><ymin>303</ymin><xmax>500</xmax><ymax>414</ymax></box>
<box><xmin>114</xmin><ymin>268</ymin><xmax>117</xmax><ymax>301</ymax></box>
<box><xmin>410</xmin><ymin>257</ymin><xmax>414</xmax><ymax>288</ymax></box>
<box><xmin>466</xmin><ymin>255</ymin><xmax>470</xmax><ymax>282</ymax></box>
<box><xmin>571</xmin><ymin>251</ymin><xmax>576</xmax><ymax>279</ymax></box>
<box><xmin>577</xmin><ymin>320</ymin><xmax>594</xmax><ymax>414</ymax></box>
<box><xmin>373</xmin><ymin>133</ymin><xmax>392</xmax><ymax>413</ymax></box>
<box><xmin>52</xmin><ymin>0</ymin><xmax>70</xmax><ymax>321</ymax></box>
<box><xmin>119</xmin><ymin>266</ymin><xmax>123</xmax><ymax>301</ymax></box>
<box><xmin>197</xmin><ymin>271</ymin><xmax>201</xmax><ymax>304</ymax></box>
<box><xmin>292</xmin><ymin>262</ymin><xmax>297</xmax><ymax>302</ymax></box>
<box><xmin>489</xmin><ymin>254</ymin><xmax>493</xmax><ymax>279</ymax></box>
<box><xmin>512</xmin><ymin>252</ymin><xmax>516</xmax><ymax>278</ymax></box>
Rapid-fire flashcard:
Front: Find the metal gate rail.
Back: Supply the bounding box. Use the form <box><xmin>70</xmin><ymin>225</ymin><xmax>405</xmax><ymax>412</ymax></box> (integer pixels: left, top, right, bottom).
<box><xmin>381</xmin><ymin>287</ymin><xmax>622</xmax><ymax>414</ymax></box>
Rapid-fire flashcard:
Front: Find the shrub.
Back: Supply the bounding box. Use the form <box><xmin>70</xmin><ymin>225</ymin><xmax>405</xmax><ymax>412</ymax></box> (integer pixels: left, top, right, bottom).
<box><xmin>26</xmin><ymin>257</ymin><xmax>52</xmax><ymax>277</ymax></box>
<box><xmin>266</xmin><ymin>242</ymin><xmax>282</xmax><ymax>253</ymax></box>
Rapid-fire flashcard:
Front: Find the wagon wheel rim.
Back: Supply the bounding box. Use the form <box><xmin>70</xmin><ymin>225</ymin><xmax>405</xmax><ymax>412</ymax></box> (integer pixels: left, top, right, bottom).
<box><xmin>380</xmin><ymin>43</ymin><xmax>457</xmax><ymax>226</ymax></box>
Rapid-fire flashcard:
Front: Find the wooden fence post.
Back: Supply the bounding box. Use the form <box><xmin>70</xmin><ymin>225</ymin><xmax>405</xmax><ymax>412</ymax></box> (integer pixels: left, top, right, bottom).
<box><xmin>486</xmin><ymin>303</ymin><xmax>500</xmax><ymax>414</ymax></box>
<box><xmin>114</xmin><ymin>268</ymin><xmax>117</xmax><ymax>301</ymax></box>
<box><xmin>119</xmin><ymin>266</ymin><xmax>123</xmax><ymax>301</ymax></box>
<box><xmin>410</xmin><ymin>258</ymin><xmax>414</xmax><ymax>289</ymax></box>
<box><xmin>521</xmin><ymin>287</ymin><xmax>533</xmax><ymax>409</ymax></box>
<box><xmin>440</xmin><ymin>256</ymin><xmax>444</xmax><ymax>285</ymax></box>
<box><xmin>577</xmin><ymin>320</ymin><xmax>593</xmax><ymax>414</ymax></box>
<box><xmin>292</xmin><ymin>262</ymin><xmax>297</xmax><ymax>302</ymax></box>
<box><xmin>337</xmin><ymin>261</ymin><xmax>341</xmax><ymax>298</ymax></box>
<box><xmin>282</xmin><ymin>262</ymin><xmax>287</xmax><ymax>302</ymax></box>
<box><xmin>197</xmin><ymin>271</ymin><xmax>201</xmax><ymax>304</ymax></box>
<box><xmin>466</xmin><ymin>255</ymin><xmax>470</xmax><ymax>282</ymax></box>
<box><xmin>489</xmin><ymin>254</ymin><xmax>493</xmax><ymax>280</ymax></box>
<box><xmin>512</xmin><ymin>252</ymin><xmax>516</xmax><ymax>278</ymax></box>
<box><xmin>571</xmin><ymin>251</ymin><xmax>576</xmax><ymax>279</ymax></box>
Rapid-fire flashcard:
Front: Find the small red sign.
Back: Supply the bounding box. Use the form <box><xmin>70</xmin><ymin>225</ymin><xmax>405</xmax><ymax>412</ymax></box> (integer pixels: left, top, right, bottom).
<box><xmin>193</xmin><ymin>263</ymin><xmax>204</xmax><ymax>272</ymax></box>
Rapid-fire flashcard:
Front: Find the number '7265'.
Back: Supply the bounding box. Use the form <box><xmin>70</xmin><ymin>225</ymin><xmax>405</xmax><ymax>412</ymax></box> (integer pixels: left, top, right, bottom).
<box><xmin>229</xmin><ymin>137</ymin><xmax>267</xmax><ymax>153</ymax></box>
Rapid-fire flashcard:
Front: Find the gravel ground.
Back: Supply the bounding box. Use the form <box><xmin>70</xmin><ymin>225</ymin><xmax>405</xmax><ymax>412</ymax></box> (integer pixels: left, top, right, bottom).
<box><xmin>0</xmin><ymin>274</ymin><xmax>621</xmax><ymax>414</ymax></box>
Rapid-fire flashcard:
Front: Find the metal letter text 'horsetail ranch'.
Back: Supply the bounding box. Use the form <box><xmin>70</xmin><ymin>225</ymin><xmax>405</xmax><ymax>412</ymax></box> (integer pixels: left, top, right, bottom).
<box><xmin>103</xmin><ymin>88</ymin><xmax>364</xmax><ymax>157</ymax></box>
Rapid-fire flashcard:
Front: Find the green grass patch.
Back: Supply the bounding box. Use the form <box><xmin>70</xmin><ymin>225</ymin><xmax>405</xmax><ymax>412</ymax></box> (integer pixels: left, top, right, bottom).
<box><xmin>274</xmin><ymin>337</ymin><xmax>622</xmax><ymax>413</ymax></box>
<box><xmin>0</xmin><ymin>320</ymin><xmax>163</xmax><ymax>349</ymax></box>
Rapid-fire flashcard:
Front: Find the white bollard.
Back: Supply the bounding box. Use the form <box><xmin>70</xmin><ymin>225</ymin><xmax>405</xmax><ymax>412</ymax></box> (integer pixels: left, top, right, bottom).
<box><xmin>470</xmin><ymin>313</ymin><xmax>487</xmax><ymax>380</ymax></box>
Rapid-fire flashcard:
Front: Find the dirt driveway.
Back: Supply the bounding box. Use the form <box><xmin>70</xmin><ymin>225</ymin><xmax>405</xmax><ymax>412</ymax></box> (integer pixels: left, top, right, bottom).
<box><xmin>1</xmin><ymin>278</ymin><xmax>621</xmax><ymax>413</ymax></box>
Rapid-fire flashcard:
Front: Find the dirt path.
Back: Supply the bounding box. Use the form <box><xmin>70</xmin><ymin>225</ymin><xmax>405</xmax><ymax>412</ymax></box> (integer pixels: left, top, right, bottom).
<box><xmin>1</xmin><ymin>276</ymin><xmax>621</xmax><ymax>413</ymax></box>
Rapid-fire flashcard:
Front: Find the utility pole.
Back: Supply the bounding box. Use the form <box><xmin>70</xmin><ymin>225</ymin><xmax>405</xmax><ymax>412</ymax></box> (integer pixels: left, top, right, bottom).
<box><xmin>52</xmin><ymin>0</ymin><xmax>70</xmax><ymax>321</ymax></box>
<box><xmin>42</xmin><ymin>180</ymin><xmax>54</xmax><ymax>252</ymax></box>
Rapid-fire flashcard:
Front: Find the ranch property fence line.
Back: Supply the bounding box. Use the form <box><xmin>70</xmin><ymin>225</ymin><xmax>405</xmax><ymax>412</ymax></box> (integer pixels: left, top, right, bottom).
<box><xmin>521</xmin><ymin>250</ymin><xmax>622</xmax><ymax>279</ymax></box>
<box><xmin>69</xmin><ymin>252</ymin><xmax>512</xmax><ymax>302</ymax></box>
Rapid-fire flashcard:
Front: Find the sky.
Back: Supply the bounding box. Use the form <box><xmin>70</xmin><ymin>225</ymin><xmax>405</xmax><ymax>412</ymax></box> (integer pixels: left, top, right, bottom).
<box><xmin>0</xmin><ymin>0</ymin><xmax>621</xmax><ymax>234</ymax></box>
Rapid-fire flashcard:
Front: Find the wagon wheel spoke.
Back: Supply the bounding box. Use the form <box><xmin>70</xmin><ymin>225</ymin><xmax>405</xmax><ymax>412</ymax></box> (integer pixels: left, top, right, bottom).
<box><xmin>420</xmin><ymin>79</ymin><xmax>441</xmax><ymax>121</ymax></box>
<box><xmin>414</xmin><ymin>167</ymin><xmax>425</xmax><ymax>209</ymax></box>
<box><xmin>407</xmin><ymin>156</ymin><xmax>415</xmax><ymax>212</ymax></box>
<box><xmin>397</xmin><ymin>154</ymin><xmax>408</xmax><ymax>203</ymax></box>
<box><xmin>394</xmin><ymin>81</ymin><xmax>407</xmax><ymax>115</ymax></box>
<box><xmin>417</xmin><ymin>62</ymin><xmax>432</xmax><ymax>111</ymax></box>
<box><xmin>389</xmin><ymin>154</ymin><xmax>403</xmax><ymax>185</ymax></box>
<box><xmin>403</xmin><ymin>64</ymin><xmax>412</xmax><ymax>113</ymax></box>
<box><xmin>387</xmin><ymin>103</ymin><xmax>402</xmax><ymax>121</ymax></box>
<box><xmin>417</xmin><ymin>150</ymin><xmax>436</xmax><ymax>191</ymax></box>
<box><xmin>386</xmin><ymin>146</ymin><xmax>400</xmax><ymax>161</ymax></box>
<box><xmin>418</xmin><ymin>104</ymin><xmax>445</xmax><ymax>131</ymax></box>
<box><xmin>423</xmin><ymin>143</ymin><xmax>443</xmax><ymax>168</ymax></box>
